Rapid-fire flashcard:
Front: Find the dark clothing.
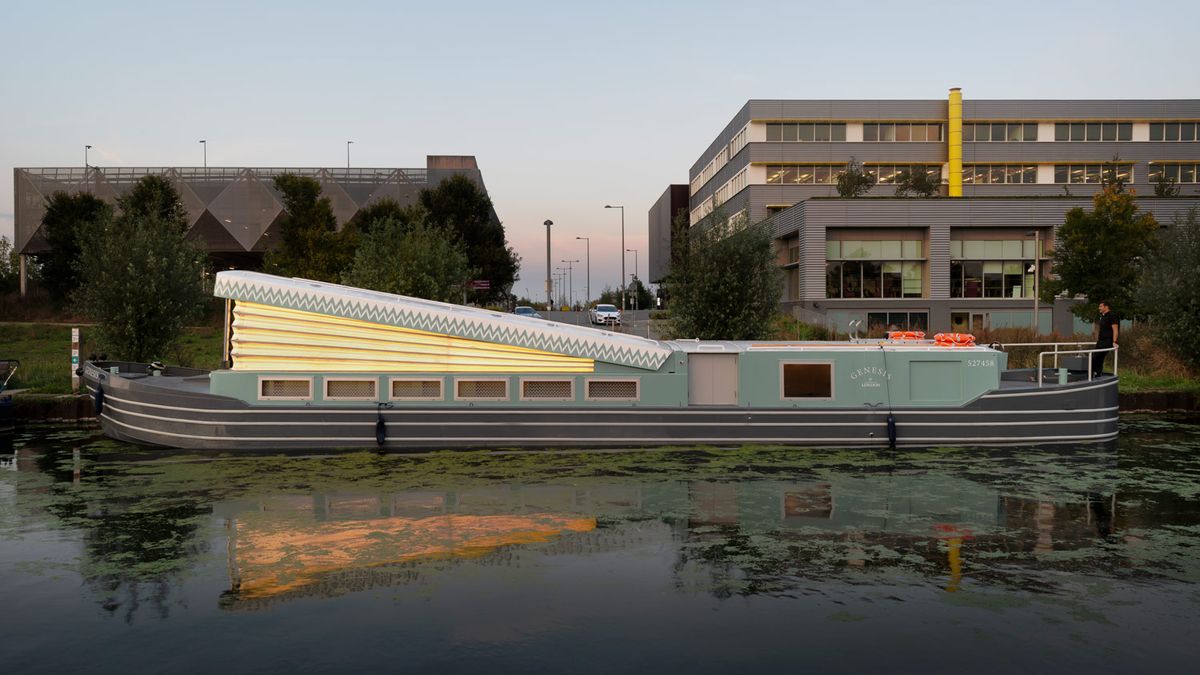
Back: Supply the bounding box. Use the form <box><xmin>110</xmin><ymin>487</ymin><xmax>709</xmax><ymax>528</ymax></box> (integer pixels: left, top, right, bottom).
<box><xmin>1092</xmin><ymin>311</ymin><xmax>1117</xmax><ymax>375</ymax></box>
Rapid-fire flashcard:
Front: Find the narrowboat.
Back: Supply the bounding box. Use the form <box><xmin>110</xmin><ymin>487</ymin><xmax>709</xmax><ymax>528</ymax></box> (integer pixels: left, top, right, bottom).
<box><xmin>80</xmin><ymin>271</ymin><xmax>1118</xmax><ymax>450</ymax></box>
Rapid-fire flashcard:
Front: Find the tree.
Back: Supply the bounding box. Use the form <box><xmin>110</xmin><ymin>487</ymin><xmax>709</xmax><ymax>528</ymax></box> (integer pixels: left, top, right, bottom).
<box><xmin>836</xmin><ymin>157</ymin><xmax>874</xmax><ymax>198</ymax></box>
<box><xmin>1041</xmin><ymin>181</ymin><xmax>1159</xmax><ymax>321</ymax></box>
<box><xmin>627</xmin><ymin>277</ymin><xmax>653</xmax><ymax>310</ymax></box>
<box><xmin>1152</xmin><ymin>170</ymin><xmax>1182</xmax><ymax>198</ymax></box>
<box><xmin>0</xmin><ymin>237</ymin><xmax>22</xmax><ymax>293</ymax></box>
<box><xmin>263</xmin><ymin>174</ymin><xmax>356</xmax><ymax>283</ymax></box>
<box><xmin>665</xmin><ymin>208</ymin><xmax>783</xmax><ymax>340</ymax></box>
<box><xmin>894</xmin><ymin>168</ymin><xmax>941</xmax><ymax>197</ymax></box>
<box><xmin>118</xmin><ymin>174</ymin><xmax>189</xmax><ymax>226</ymax></box>
<box><xmin>419</xmin><ymin>175</ymin><xmax>520</xmax><ymax>303</ymax></box>
<box><xmin>34</xmin><ymin>192</ymin><xmax>112</xmax><ymax>306</ymax></box>
<box><xmin>351</xmin><ymin>197</ymin><xmax>425</xmax><ymax>236</ymax></box>
<box><xmin>74</xmin><ymin>181</ymin><xmax>208</xmax><ymax>362</ymax></box>
<box><xmin>1136</xmin><ymin>208</ymin><xmax>1200</xmax><ymax>368</ymax></box>
<box><xmin>341</xmin><ymin>217</ymin><xmax>473</xmax><ymax>303</ymax></box>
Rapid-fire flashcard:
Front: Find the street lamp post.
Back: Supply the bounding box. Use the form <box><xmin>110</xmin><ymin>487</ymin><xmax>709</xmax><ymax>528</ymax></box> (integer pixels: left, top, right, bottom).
<box><xmin>1026</xmin><ymin>229</ymin><xmax>1041</xmax><ymax>335</ymax></box>
<box><xmin>626</xmin><ymin>248</ymin><xmax>639</xmax><ymax>310</ymax></box>
<box><xmin>199</xmin><ymin>140</ymin><xmax>206</xmax><ymax>168</ymax></box>
<box><xmin>555</xmin><ymin>267</ymin><xmax>568</xmax><ymax>308</ymax></box>
<box><xmin>605</xmin><ymin>205</ymin><xmax>625</xmax><ymax>309</ymax></box>
<box><xmin>544</xmin><ymin>220</ymin><xmax>553</xmax><ymax>309</ymax></box>
<box><xmin>575</xmin><ymin>236</ymin><xmax>590</xmax><ymax>305</ymax></box>
<box><xmin>84</xmin><ymin>144</ymin><xmax>91</xmax><ymax>168</ymax></box>
<box><xmin>346</xmin><ymin>141</ymin><xmax>353</xmax><ymax>169</ymax></box>
<box><xmin>561</xmin><ymin>259</ymin><xmax>579</xmax><ymax>308</ymax></box>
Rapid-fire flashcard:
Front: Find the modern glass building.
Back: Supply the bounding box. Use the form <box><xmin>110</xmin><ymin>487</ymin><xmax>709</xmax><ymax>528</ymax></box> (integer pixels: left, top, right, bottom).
<box><xmin>650</xmin><ymin>89</ymin><xmax>1200</xmax><ymax>334</ymax></box>
<box><xmin>12</xmin><ymin>155</ymin><xmax>495</xmax><ymax>295</ymax></box>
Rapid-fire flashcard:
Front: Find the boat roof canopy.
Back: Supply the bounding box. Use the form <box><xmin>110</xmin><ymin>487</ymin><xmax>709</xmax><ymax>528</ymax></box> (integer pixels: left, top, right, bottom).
<box><xmin>213</xmin><ymin>271</ymin><xmax>674</xmax><ymax>370</ymax></box>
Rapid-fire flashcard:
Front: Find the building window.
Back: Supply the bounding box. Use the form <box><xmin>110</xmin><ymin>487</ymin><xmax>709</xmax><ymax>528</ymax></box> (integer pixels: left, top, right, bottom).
<box><xmin>764</xmin><ymin>164</ymin><xmax>847</xmax><ymax>185</ymax></box>
<box><xmin>455</xmin><ymin>379</ymin><xmax>509</xmax><ymax>401</ymax></box>
<box><xmin>1054</xmin><ymin>122</ymin><xmax>1133</xmax><ymax>142</ymax></box>
<box><xmin>1053</xmin><ymin>163</ymin><xmax>1133</xmax><ymax>184</ymax></box>
<box><xmin>585</xmin><ymin>379</ymin><xmax>640</xmax><ymax>401</ymax></box>
<box><xmin>865</xmin><ymin>165</ymin><xmax>942</xmax><ymax>185</ymax></box>
<box><xmin>766</xmin><ymin>123</ymin><xmax>847</xmax><ymax>142</ymax></box>
<box><xmin>324</xmin><ymin>378</ymin><xmax>377</xmax><ymax>400</ymax></box>
<box><xmin>962</xmin><ymin>122</ymin><xmax>1038</xmax><ymax>142</ymax></box>
<box><xmin>950</xmin><ymin>239</ymin><xmax>1040</xmax><ymax>299</ymax></box>
<box><xmin>781</xmin><ymin>363</ymin><xmax>833</xmax><ymax>399</ymax></box>
<box><xmin>1149</xmin><ymin>122</ymin><xmax>1200</xmax><ymax>142</ymax></box>
<box><xmin>867</xmin><ymin>312</ymin><xmax>928</xmax><ymax>334</ymax></box>
<box><xmin>390</xmin><ymin>378</ymin><xmax>443</xmax><ymax>401</ymax></box>
<box><xmin>520</xmin><ymin>379</ymin><xmax>575</xmax><ymax>401</ymax></box>
<box><xmin>259</xmin><ymin>377</ymin><xmax>312</xmax><ymax>401</ymax></box>
<box><xmin>962</xmin><ymin>164</ymin><xmax>1038</xmax><ymax>184</ymax></box>
<box><xmin>863</xmin><ymin>123</ymin><xmax>943</xmax><ymax>142</ymax></box>
<box><xmin>1149</xmin><ymin>163</ymin><xmax>1200</xmax><ymax>183</ymax></box>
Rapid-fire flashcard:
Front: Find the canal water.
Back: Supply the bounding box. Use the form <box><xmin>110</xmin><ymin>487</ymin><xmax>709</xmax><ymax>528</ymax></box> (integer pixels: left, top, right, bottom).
<box><xmin>1</xmin><ymin>418</ymin><xmax>1198</xmax><ymax>674</ymax></box>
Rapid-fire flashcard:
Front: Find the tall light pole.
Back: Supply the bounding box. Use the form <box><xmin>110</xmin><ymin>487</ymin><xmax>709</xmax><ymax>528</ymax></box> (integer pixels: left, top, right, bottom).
<box><xmin>626</xmin><ymin>248</ymin><xmax>638</xmax><ymax>284</ymax></box>
<box><xmin>544</xmin><ymin>220</ymin><xmax>553</xmax><ymax>309</ymax></box>
<box><xmin>561</xmin><ymin>259</ymin><xmax>579</xmax><ymax>308</ymax></box>
<box><xmin>605</xmin><ymin>205</ymin><xmax>625</xmax><ymax>309</ymax></box>
<box><xmin>555</xmin><ymin>267</ymin><xmax>568</xmax><ymax>307</ymax></box>
<box><xmin>199</xmin><ymin>140</ymin><xmax>207</xmax><ymax>168</ymax></box>
<box><xmin>1026</xmin><ymin>229</ymin><xmax>1041</xmax><ymax>334</ymax></box>
<box><xmin>346</xmin><ymin>141</ymin><xmax>353</xmax><ymax>169</ymax></box>
<box><xmin>575</xmin><ymin>236</ymin><xmax>590</xmax><ymax>305</ymax></box>
<box><xmin>84</xmin><ymin>144</ymin><xmax>91</xmax><ymax>168</ymax></box>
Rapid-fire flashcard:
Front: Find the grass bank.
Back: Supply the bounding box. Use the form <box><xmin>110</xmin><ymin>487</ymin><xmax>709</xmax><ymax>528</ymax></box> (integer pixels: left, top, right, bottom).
<box><xmin>2</xmin><ymin>323</ymin><xmax>223</xmax><ymax>394</ymax></box>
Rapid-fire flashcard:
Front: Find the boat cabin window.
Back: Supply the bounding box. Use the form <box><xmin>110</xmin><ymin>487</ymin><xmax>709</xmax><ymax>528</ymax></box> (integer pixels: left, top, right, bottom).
<box><xmin>781</xmin><ymin>363</ymin><xmax>833</xmax><ymax>399</ymax></box>
<box><xmin>455</xmin><ymin>379</ymin><xmax>509</xmax><ymax>401</ymax></box>
<box><xmin>391</xmin><ymin>378</ymin><xmax>443</xmax><ymax>401</ymax></box>
<box><xmin>585</xmin><ymin>379</ymin><xmax>639</xmax><ymax>401</ymax></box>
<box><xmin>259</xmin><ymin>378</ymin><xmax>312</xmax><ymax>400</ymax></box>
<box><xmin>521</xmin><ymin>379</ymin><xmax>575</xmax><ymax>400</ymax></box>
<box><xmin>325</xmin><ymin>378</ymin><xmax>377</xmax><ymax>400</ymax></box>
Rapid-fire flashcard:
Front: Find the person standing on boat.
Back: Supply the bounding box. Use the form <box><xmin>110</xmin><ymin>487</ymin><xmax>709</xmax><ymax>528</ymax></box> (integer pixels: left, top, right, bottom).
<box><xmin>1092</xmin><ymin>301</ymin><xmax>1118</xmax><ymax>376</ymax></box>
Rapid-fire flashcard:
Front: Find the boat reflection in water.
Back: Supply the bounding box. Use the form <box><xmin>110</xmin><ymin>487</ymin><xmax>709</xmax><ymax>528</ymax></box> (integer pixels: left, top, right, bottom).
<box><xmin>206</xmin><ymin>451</ymin><xmax>1134</xmax><ymax>610</ymax></box>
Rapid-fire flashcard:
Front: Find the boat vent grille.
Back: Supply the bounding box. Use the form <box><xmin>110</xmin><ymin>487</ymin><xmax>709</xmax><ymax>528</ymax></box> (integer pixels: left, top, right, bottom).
<box><xmin>325</xmin><ymin>379</ymin><xmax>377</xmax><ymax>399</ymax></box>
<box><xmin>456</xmin><ymin>380</ymin><xmax>508</xmax><ymax>400</ymax></box>
<box><xmin>522</xmin><ymin>380</ymin><xmax>573</xmax><ymax>400</ymax></box>
<box><xmin>260</xmin><ymin>379</ymin><xmax>311</xmax><ymax>399</ymax></box>
<box><xmin>391</xmin><ymin>379</ymin><xmax>443</xmax><ymax>400</ymax></box>
<box><xmin>586</xmin><ymin>380</ymin><xmax>639</xmax><ymax>400</ymax></box>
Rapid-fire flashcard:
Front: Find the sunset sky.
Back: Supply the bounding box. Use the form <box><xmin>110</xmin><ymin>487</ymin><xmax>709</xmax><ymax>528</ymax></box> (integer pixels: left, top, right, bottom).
<box><xmin>2</xmin><ymin>0</ymin><xmax>1197</xmax><ymax>297</ymax></box>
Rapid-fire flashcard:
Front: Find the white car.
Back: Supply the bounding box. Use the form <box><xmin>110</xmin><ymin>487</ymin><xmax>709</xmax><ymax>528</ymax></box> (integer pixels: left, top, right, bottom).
<box><xmin>589</xmin><ymin>304</ymin><xmax>621</xmax><ymax>325</ymax></box>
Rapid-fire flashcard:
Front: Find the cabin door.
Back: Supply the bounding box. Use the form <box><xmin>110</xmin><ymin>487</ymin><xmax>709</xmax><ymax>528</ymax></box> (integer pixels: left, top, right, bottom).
<box><xmin>688</xmin><ymin>354</ymin><xmax>739</xmax><ymax>405</ymax></box>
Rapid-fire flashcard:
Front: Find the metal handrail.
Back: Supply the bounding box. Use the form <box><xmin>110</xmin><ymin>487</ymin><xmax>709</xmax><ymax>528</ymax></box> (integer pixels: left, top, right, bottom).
<box><xmin>1034</xmin><ymin>345</ymin><xmax>1118</xmax><ymax>387</ymax></box>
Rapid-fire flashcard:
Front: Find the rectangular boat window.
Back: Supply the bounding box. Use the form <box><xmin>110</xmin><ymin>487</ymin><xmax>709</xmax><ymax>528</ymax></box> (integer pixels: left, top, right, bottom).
<box><xmin>455</xmin><ymin>379</ymin><xmax>509</xmax><ymax>400</ymax></box>
<box><xmin>391</xmin><ymin>378</ymin><xmax>443</xmax><ymax>401</ymax></box>
<box><xmin>259</xmin><ymin>378</ymin><xmax>312</xmax><ymax>400</ymax></box>
<box><xmin>521</xmin><ymin>379</ymin><xmax>575</xmax><ymax>401</ymax></box>
<box><xmin>325</xmin><ymin>378</ymin><xmax>377</xmax><ymax>400</ymax></box>
<box><xmin>782</xmin><ymin>363</ymin><xmax>833</xmax><ymax>399</ymax></box>
<box><xmin>585</xmin><ymin>379</ymin><xmax>639</xmax><ymax>401</ymax></box>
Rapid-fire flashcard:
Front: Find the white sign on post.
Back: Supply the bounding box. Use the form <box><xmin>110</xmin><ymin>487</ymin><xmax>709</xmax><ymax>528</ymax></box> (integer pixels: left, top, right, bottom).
<box><xmin>71</xmin><ymin>327</ymin><xmax>80</xmax><ymax>393</ymax></box>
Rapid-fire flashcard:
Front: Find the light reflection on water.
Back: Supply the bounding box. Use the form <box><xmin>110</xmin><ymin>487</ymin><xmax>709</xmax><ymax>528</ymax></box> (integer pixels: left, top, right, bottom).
<box><xmin>1</xmin><ymin>417</ymin><xmax>1199</xmax><ymax>673</ymax></box>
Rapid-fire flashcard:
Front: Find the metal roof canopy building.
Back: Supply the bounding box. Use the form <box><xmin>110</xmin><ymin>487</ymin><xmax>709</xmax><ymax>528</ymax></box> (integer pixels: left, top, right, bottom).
<box><xmin>12</xmin><ymin>156</ymin><xmax>496</xmax><ymax>289</ymax></box>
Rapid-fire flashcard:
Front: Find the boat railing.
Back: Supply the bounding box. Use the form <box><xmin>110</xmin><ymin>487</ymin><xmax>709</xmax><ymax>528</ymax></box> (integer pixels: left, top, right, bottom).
<box><xmin>996</xmin><ymin>342</ymin><xmax>1118</xmax><ymax>387</ymax></box>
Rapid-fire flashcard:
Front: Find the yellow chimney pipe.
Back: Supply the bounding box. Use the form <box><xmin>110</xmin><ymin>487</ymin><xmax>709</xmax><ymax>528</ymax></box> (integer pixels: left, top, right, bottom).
<box><xmin>948</xmin><ymin>87</ymin><xmax>963</xmax><ymax>197</ymax></box>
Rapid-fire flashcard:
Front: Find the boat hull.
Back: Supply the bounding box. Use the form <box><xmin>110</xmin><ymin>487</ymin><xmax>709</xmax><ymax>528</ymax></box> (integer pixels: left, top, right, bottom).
<box><xmin>83</xmin><ymin>363</ymin><xmax>1119</xmax><ymax>451</ymax></box>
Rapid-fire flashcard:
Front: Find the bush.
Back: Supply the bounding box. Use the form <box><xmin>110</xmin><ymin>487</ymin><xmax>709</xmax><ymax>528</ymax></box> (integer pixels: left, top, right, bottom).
<box><xmin>1136</xmin><ymin>208</ymin><xmax>1200</xmax><ymax>369</ymax></box>
<box><xmin>767</xmin><ymin>315</ymin><xmax>831</xmax><ymax>341</ymax></box>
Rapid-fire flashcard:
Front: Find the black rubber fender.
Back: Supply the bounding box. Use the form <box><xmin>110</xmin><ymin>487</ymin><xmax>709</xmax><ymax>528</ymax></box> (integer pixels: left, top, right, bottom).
<box><xmin>93</xmin><ymin>385</ymin><xmax>105</xmax><ymax>416</ymax></box>
<box><xmin>887</xmin><ymin>413</ymin><xmax>897</xmax><ymax>449</ymax></box>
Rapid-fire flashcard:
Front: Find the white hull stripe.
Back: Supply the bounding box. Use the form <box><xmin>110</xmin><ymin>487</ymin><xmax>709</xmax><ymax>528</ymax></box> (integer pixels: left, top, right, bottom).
<box><xmin>93</xmin><ymin>389</ymin><xmax>1117</xmax><ymax>418</ymax></box>
<box><xmin>100</xmin><ymin>413</ymin><xmax>1119</xmax><ymax>445</ymax></box>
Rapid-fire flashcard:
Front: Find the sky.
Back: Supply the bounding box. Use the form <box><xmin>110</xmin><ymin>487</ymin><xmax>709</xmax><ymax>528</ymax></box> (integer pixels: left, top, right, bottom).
<box><xmin>2</xmin><ymin>0</ymin><xmax>1198</xmax><ymax>301</ymax></box>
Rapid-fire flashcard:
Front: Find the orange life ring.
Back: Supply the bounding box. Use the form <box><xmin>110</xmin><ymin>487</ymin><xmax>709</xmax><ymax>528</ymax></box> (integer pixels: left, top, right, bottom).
<box><xmin>887</xmin><ymin>330</ymin><xmax>926</xmax><ymax>341</ymax></box>
<box><xmin>933</xmin><ymin>332</ymin><xmax>976</xmax><ymax>347</ymax></box>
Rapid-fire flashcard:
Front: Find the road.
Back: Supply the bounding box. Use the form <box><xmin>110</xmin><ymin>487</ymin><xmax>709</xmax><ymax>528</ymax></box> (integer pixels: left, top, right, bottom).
<box><xmin>541</xmin><ymin>310</ymin><xmax>660</xmax><ymax>339</ymax></box>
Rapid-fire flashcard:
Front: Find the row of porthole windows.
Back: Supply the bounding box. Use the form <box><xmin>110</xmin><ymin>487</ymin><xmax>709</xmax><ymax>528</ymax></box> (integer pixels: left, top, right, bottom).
<box><xmin>257</xmin><ymin>377</ymin><xmax>641</xmax><ymax>402</ymax></box>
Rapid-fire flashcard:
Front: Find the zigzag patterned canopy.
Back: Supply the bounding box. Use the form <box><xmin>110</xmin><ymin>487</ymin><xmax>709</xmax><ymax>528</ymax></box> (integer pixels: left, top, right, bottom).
<box><xmin>213</xmin><ymin>271</ymin><xmax>672</xmax><ymax>371</ymax></box>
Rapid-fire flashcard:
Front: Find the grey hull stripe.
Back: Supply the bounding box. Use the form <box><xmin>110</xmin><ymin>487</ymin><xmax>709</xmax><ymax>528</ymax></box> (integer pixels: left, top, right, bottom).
<box><xmin>101</xmin><ymin>414</ymin><xmax>1118</xmax><ymax>445</ymax></box>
